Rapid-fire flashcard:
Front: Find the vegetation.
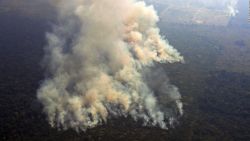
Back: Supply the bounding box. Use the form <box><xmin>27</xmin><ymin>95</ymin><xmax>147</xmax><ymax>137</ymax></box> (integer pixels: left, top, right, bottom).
<box><xmin>1</xmin><ymin>9</ymin><xmax>250</xmax><ymax>141</ymax></box>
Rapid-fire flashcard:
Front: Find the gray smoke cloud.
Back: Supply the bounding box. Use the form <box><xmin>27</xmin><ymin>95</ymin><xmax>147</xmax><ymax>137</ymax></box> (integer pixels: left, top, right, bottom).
<box><xmin>37</xmin><ymin>0</ymin><xmax>184</xmax><ymax>131</ymax></box>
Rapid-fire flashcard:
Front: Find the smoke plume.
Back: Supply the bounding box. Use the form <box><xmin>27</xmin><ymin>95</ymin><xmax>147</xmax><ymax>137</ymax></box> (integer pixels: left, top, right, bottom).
<box><xmin>146</xmin><ymin>0</ymin><xmax>239</xmax><ymax>16</ymax></box>
<box><xmin>37</xmin><ymin>0</ymin><xmax>184</xmax><ymax>131</ymax></box>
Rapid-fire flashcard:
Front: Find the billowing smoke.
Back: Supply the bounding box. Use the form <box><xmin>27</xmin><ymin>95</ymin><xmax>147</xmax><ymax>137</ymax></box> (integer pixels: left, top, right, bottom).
<box><xmin>37</xmin><ymin>0</ymin><xmax>184</xmax><ymax>131</ymax></box>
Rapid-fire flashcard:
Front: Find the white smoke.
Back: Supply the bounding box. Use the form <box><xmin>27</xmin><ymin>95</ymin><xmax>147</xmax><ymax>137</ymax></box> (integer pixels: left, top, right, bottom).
<box><xmin>146</xmin><ymin>0</ymin><xmax>239</xmax><ymax>16</ymax></box>
<box><xmin>194</xmin><ymin>0</ymin><xmax>239</xmax><ymax>16</ymax></box>
<box><xmin>226</xmin><ymin>0</ymin><xmax>239</xmax><ymax>16</ymax></box>
<box><xmin>37</xmin><ymin>0</ymin><xmax>184</xmax><ymax>131</ymax></box>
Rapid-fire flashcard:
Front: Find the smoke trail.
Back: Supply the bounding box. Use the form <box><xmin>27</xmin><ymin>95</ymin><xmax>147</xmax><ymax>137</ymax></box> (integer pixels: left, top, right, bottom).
<box><xmin>197</xmin><ymin>0</ymin><xmax>239</xmax><ymax>16</ymax></box>
<box><xmin>146</xmin><ymin>0</ymin><xmax>239</xmax><ymax>16</ymax></box>
<box><xmin>226</xmin><ymin>0</ymin><xmax>239</xmax><ymax>16</ymax></box>
<box><xmin>37</xmin><ymin>0</ymin><xmax>184</xmax><ymax>131</ymax></box>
